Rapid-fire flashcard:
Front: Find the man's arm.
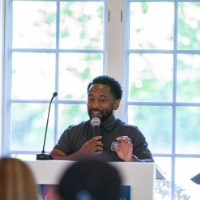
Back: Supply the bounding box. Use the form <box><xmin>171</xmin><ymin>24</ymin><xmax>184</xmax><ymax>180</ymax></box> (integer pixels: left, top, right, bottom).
<box><xmin>50</xmin><ymin>136</ymin><xmax>103</xmax><ymax>160</ymax></box>
<box><xmin>50</xmin><ymin>148</ymin><xmax>82</xmax><ymax>160</ymax></box>
<box><xmin>131</xmin><ymin>155</ymin><xmax>154</xmax><ymax>162</ymax></box>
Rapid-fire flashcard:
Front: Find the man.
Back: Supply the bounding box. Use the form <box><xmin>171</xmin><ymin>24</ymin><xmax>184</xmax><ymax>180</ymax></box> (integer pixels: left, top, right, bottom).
<box><xmin>50</xmin><ymin>75</ymin><xmax>154</xmax><ymax>162</ymax></box>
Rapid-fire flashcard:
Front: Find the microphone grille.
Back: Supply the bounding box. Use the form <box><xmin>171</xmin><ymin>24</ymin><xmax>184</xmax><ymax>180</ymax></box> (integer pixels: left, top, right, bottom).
<box><xmin>90</xmin><ymin>117</ymin><xmax>101</xmax><ymax>127</ymax></box>
<box><xmin>53</xmin><ymin>92</ymin><xmax>58</xmax><ymax>97</ymax></box>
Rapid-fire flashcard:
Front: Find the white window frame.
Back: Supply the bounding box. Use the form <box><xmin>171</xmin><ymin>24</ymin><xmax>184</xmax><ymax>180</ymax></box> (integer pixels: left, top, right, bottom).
<box><xmin>0</xmin><ymin>0</ymin><xmax>126</xmax><ymax>156</ymax></box>
<box><xmin>1</xmin><ymin>0</ymin><xmax>200</xmax><ymax>199</ymax></box>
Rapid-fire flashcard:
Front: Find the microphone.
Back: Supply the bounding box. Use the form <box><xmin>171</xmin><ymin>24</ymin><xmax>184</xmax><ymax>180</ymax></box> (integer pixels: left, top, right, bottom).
<box><xmin>90</xmin><ymin>117</ymin><xmax>101</xmax><ymax>136</ymax></box>
<box><xmin>36</xmin><ymin>92</ymin><xmax>58</xmax><ymax>160</ymax></box>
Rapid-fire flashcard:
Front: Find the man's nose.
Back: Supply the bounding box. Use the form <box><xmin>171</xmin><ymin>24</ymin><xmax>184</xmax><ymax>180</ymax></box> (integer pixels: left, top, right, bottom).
<box><xmin>91</xmin><ymin>99</ymin><xmax>99</xmax><ymax>108</ymax></box>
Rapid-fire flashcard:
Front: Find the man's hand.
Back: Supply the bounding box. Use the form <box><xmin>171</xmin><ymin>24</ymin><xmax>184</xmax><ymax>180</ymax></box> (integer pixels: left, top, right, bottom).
<box><xmin>79</xmin><ymin>136</ymin><xmax>103</xmax><ymax>157</ymax></box>
<box><xmin>114</xmin><ymin>136</ymin><xmax>134</xmax><ymax>162</ymax></box>
<box><xmin>50</xmin><ymin>136</ymin><xmax>103</xmax><ymax>160</ymax></box>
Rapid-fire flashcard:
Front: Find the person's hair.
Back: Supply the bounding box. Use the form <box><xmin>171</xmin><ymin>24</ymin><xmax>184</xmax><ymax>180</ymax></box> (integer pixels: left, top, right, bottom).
<box><xmin>0</xmin><ymin>157</ymin><xmax>38</xmax><ymax>200</ymax></box>
<box><xmin>87</xmin><ymin>75</ymin><xmax>122</xmax><ymax>100</ymax></box>
<box><xmin>58</xmin><ymin>158</ymin><xmax>122</xmax><ymax>200</ymax></box>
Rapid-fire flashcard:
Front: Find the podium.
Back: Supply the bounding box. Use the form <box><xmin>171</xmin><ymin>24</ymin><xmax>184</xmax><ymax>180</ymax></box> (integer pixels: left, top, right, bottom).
<box><xmin>26</xmin><ymin>160</ymin><xmax>165</xmax><ymax>200</ymax></box>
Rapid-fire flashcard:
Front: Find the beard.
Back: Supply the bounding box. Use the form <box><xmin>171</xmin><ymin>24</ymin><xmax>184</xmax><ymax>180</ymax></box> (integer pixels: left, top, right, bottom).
<box><xmin>88</xmin><ymin>109</ymin><xmax>113</xmax><ymax>124</ymax></box>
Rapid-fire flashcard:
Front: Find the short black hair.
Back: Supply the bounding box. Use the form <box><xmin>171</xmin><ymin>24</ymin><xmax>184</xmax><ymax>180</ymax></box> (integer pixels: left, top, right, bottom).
<box><xmin>58</xmin><ymin>158</ymin><xmax>122</xmax><ymax>200</ymax></box>
<box><xmin>87</xmin><ymin>75</ymin><xmax>122</xmax><ymax>100</ymax></box>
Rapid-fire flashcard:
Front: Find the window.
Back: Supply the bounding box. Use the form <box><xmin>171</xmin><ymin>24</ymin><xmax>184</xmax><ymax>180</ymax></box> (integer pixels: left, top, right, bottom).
<box><xmin>1</xmin><ymin>0</ymin><xmax>200</xmax><ymax>199</ymax></box>
<box><xmin>127</xmin><ymin>1</ymin><xmax>200</xmax><ymax>199</ymax></box>
<box><xmin>5</xmin><ymin>0</ymin><xmax>106</xmax><ymax>155</ymax></box>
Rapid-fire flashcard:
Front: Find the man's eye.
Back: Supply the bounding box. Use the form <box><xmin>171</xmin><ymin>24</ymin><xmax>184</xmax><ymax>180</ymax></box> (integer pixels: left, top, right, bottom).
<box><xmin>99</xmin><ymin>99</ymin><xmax>106</xmax><ymax>102</ymax></box>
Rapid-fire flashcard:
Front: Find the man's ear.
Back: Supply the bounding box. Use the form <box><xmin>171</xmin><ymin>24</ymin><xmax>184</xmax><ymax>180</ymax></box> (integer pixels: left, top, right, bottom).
<box><xmin>114</xmin><ymin>100</ymin><xmax>120</xmax><ymax>110</ymax></box>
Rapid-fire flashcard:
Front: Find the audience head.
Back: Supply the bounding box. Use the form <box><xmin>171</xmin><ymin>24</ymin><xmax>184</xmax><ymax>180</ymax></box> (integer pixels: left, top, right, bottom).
<box><xmin>0</xmin><ymin>157</ymin><xmax>38</xmax><ymax>200</ymax></box>
<box><xmin>58</xmin><ymin>158</ymin><xmax>122</xmax><ymax>200</ymax></box>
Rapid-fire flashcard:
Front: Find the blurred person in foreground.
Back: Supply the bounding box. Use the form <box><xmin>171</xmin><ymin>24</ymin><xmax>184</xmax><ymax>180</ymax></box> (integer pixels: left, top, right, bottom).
<box><xmin>0</xmin><ymin>157</ymin><xmax>39</xmax><ymax>200</ymax></box>
<box><xmin>50</xmin><ymin>75</ymin><xmax>154</xmax><ymax>162</ymax></box>
<box><xmin>47</xmin><ymin>158</ymin><xmax>122</xmax><ymax>200</ymax></box>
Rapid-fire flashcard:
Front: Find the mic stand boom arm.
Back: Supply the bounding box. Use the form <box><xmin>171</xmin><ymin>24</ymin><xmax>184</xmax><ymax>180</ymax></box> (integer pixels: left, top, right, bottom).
<box><xmin>36</xmin><ymin>92</ymin><xmax>57</xmax><ymax>160</ymax></box>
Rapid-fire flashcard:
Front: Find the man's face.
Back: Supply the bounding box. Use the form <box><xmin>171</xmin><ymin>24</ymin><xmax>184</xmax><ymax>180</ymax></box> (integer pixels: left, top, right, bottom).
<box><xmin>87</xmin><ymin>84</ymin><xmax>120</xmax><ymax>124</ymax></box>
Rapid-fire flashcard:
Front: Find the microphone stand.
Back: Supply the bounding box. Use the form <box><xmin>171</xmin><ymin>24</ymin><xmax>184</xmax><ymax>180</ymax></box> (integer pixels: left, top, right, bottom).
<box><xmin>36</xmin><ymin>92</ymin><xmax>57</xmax><ymax>160</ymax></box>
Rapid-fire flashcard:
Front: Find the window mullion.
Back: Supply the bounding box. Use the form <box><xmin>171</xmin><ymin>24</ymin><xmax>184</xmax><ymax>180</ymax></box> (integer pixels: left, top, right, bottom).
<box><xmin>105</xmin><ymin>0</ymin><xmax>126</xmax><ymax>120</ymax></box>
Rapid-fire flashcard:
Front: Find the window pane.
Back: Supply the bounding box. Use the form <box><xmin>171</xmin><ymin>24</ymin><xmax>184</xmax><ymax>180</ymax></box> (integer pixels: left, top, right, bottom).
<box><xmin>13</xmin><ymin>1</ymin><xmax>56</xmax><ymax>48</ymax></box>
<box><xmin>177</xmin><ymin>54</ymin><xmax>200</xmax><ymax>102</ymax></box>
<box><xmin>10</xmin><ymin>103</ymin><xmax>55</xmax><ymax>151</ymax></box>
<box><xmin>175</xmin><ymin>158</ymin><xmax>200</xmax><ymax>199</ymax></box>
<box><xmin>57</xmin><ymin>104</ymin><xmax>88</xmax><ymax>138</ymax></box>
<box><xmin>12</xmin><ymin>53</ymin><xmax>56</xmax><ymax>99</ymax></box>
<box><xmin>178</xmin><ymin>2</ymin><xmax>200</xmax><ymax>50</ymax></box>
<box><xmin>59</xmin><ymin>53</ymin><xmax>103</xmax><ymax>100</ymax></box>
<box><xmin>155</xmin><ymin>157</ymin><xmax>171</xmax><ymax>200</ymax></box>
<box><xmin>176</xmin><ymin>106</ymin><xmax>200</xmax><ymax>154</ymax></box>
<box><xmin>128</xmin><ymin>54</ymin><xmax>173</xmax><ymax>102</ymax></box>
<box><xmin>155</xmin><ymin>157</ymin><xmax>171</xmax><ymax>181</ymax></box>
<box><xmin>128</xmin><ymin>106</ymin><xmax>172</xmax><ymax>154</ymax></box>
<box><xmin>60</xmin><ymin>2</ymin><xmax>104</xmax><ymax>49</ymax></box>
<box><xmin>129</xmin><ymin>2</ymin><xmax>174</xmax><ymax>49</ymax></box>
